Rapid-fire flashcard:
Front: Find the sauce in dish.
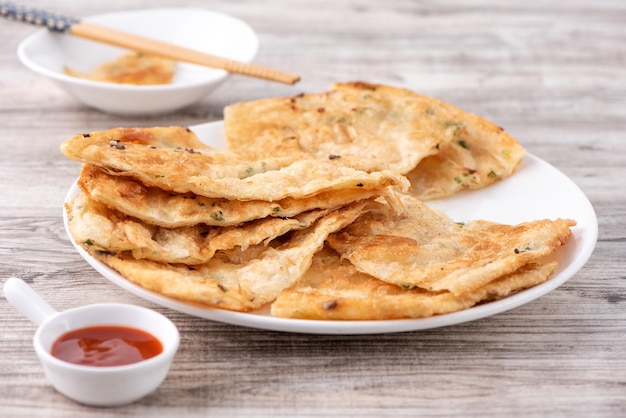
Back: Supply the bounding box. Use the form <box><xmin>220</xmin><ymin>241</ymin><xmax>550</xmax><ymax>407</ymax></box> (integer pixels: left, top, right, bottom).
<box><xmin>51</xmin><ymin>325</ymin><xmax>163</xmax><ymax>367</ymax></box>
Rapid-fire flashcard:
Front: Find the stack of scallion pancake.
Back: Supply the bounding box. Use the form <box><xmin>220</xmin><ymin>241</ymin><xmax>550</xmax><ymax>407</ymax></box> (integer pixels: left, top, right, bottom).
<box><xmin>61</xmin><ymin>82</ymin><xmax>575</xmax><ymax>319</ymax></box>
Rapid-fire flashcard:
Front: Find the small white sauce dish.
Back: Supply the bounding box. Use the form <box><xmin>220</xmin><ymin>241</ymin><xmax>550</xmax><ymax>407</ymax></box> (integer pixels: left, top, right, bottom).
<box><xmin>17</xmin><ymin>8</ymin><xmax>259</xmax><ymax>115</ymax></box>
<box><xmin>3</xmin><ymin>277</ymin><xmax>180</xmax><ymax>407</ymax></box>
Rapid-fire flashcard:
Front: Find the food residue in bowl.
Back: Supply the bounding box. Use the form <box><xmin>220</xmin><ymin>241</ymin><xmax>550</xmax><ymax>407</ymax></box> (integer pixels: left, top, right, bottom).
<box><xmin>64</xmin><ymin>52</ymin><xmax>175</xmax><ymax>85</ymax></box>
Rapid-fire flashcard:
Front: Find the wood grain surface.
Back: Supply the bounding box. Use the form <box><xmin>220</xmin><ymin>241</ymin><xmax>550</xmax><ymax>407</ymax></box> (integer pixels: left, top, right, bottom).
<box><xmin>1</xmin><ymin>0</ymin><xmax>624</xmax><ymax>416</ymax></box>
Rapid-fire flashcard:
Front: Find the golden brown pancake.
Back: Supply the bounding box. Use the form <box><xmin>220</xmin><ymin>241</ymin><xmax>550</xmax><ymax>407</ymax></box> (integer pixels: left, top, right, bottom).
<box><xmin>86</xmin><ymin>201</ymin><xmax>370</xmax><ymax>311</ymax></box>
<box><xmin>66</xmin><ymin>192</ymin><xmax>333</xmax><ymax>265</ymax></box>
<box><xmin>406</xmin><ymin>109</ymin><xmax>525</xmax><ymax>200</ymax></box>
<box><xmin>77</xmin><ymin>164</ymin><xmax>401</xmax><ymax>228</ymax></box>
<box><xmin>327</xmin><ymin>194</ymin><xmax>575</xmax><ymax>296</ymax></box>
<box><xmin>225</xmin><ymin>82</ymin><xmax>524</xmax><ymax>199</ymax></box>
<box><xmin>61</xmin><ymin>127</ymin><xmax>409</xmax><ymax>201</ymax></box>
<box><xmin>271</xmin><ymin>246</ymin><xmax>558</xmax><ymax>320</ymax></box>
<box><xmin>225</xmin><ymin>81</ymin><xmax>460</xmax><ymax>174</ymax></box>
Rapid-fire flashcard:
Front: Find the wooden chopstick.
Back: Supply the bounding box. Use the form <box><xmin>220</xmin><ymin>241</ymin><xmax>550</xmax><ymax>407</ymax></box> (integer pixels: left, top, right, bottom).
<box><xmin>69</xmin><ymin>22</ymin><xmax>300</xmax><ymax>85</ymax></box>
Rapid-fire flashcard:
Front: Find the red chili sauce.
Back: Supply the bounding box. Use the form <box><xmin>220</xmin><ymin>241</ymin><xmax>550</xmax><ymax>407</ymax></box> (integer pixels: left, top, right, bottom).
<box><xmin>51</xmin><ymin>325</ymin><xmax>163</xmax><ymax>367</ymax></box>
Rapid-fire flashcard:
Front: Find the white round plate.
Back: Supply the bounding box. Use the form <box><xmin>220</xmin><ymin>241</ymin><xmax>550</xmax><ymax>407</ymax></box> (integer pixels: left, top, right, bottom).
<box><xmin>63</xmin><ymin>121</ymin><xmax>598</xmax><ymax>334</ymax></box>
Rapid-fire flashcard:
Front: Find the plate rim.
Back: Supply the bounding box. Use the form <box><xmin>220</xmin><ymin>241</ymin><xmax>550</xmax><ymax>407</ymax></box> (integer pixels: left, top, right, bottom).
<box><xmin>62</xmin><ymin>120</ymin><xmax>598</xmax><ymax>335</ymax></box>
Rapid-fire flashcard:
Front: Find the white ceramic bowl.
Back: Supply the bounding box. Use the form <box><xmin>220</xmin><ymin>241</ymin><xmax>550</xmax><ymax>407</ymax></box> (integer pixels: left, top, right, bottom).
<box><xmin>17</xmin><ymin>8</ymin><xmax>259</xmax><ymax>115</ymax></box>
<box><xmin>34</xmin><ymin>303</ymin><xmax>180</xmax><ymax>407</ymax></box>
<box><xmin>3</xmin><ymin>277</ymin><xmax>180</xmax><ymax>407</ymax></box>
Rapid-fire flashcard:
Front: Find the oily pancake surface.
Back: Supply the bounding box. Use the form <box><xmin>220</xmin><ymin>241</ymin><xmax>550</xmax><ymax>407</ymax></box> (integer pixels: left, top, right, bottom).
<box><xmin>327</xmin><ymin>194</ymin><xmax>575</xmax><ymax>296</ymax></box>
<box><xmin>72</xmin><ymin>126</ymin><xmax>211</xmax><ymax>150</ymax></box>
<box><xmin>224</xmin><ymin>82</ymin><xmax>460</xmax><ymax>174</ymax></box>
<box><xmin>406</xmin><ymin>109</ymin><xmax>525</xmax><ymax>200</ymax></box>
<box><xmin>78</xmin><ymin>164</ymin><xmax>392</xmax><ymax>228</ymax></box>
<box><xmin>226</xmin><ymin>82</ymin><xmax>524</xmax><ymax>199</ymax></box>
<box><xmin>61</xmin><ymin>127</ymin><xmax>409</xmax><ymax>201</ymax></box>
<box><xmin>66</xmin><ymin>192</ymin><xmax>332</xmax><ymax>265</ymax></box>
<box><xmin>271</xmin><ymin>246</ymin><xmax>558</xmax><ymax>320</ymax></box>
<box><xmin>85</xmin><ymin>201</ymin><xmax>369</xmax><ymax>311</ymax></box>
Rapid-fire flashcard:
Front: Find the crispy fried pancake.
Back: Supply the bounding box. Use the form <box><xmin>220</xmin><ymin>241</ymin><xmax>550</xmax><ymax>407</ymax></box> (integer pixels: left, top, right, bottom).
<box><xmin>66</xmin><ymin>192</ymin><xmax>332</xmax><ymax>265</ymax></box>
<box><xmin>61</xmin><ymin>127</ymin><xmax>409</xmax><ymax>200</ymax></box>
<box><xmin>78</xmin><ymin>164</ymin><xmax>399</xmax><ymax>227</ymax></box>
<box><xmin>65</xmin><ymin>52</ymin><xmax>175</xmax><ymax>85</ymax></box>
<box><xmin>327</xmin><ymin>194</ymin><xmax>575</xmax><ymax>296</ymax></box>
<box><xmin>225</xmin><ymin>82</ymin><xmax>524</xmax><ymax>198</ymax></box>
<box><xmin>61</xmin><ymin>125</ymin><xmax>286</xmax><ymax>176</ymax></box>
<box><xmin>225</xmin><ymin>82</ymin><xmax>460</xmax><ymax>173</ymax></box>
<box><xmin>71</xmin><ymin>126</ymin><xmax>211</xmax><ymax>150</ymax></box>
<box><xmin>406</xmin><ymin>110</ymin><xmax>525</xmax><ymax>200</ymax></box>
<box><xmin>271</xmin><ymin>246</ymin><xmax>558</xmax><ymax>320</ymax></box>
<box><xmin>86</xmin><ymin>201</ymin><xmax>370</xmax><ymax>311</ymax></box>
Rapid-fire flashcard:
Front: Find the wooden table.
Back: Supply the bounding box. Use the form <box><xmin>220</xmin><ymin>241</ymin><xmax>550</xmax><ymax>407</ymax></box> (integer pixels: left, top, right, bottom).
<box><xmin>1</xmin><ymin>1</ymin><xmax>624</xmax><ymax>416</ymax></box>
